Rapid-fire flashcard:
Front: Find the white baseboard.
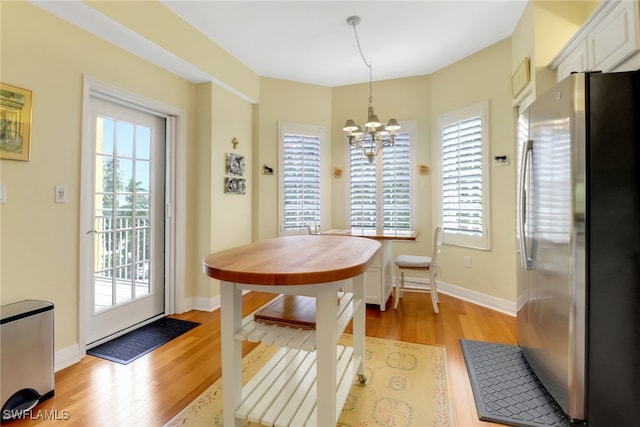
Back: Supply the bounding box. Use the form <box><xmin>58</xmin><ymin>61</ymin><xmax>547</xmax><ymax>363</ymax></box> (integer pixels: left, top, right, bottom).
<box><xmin>437</xmin><ymin>280</ymin><xmax>516</xmax><ymax>316</ymax></box>
<box><xmin>399</xmin><ymin>276</ymin><xmax>516</xmax><ymax>317</ymax></box>
<box><xmin>55</xmin><ymin>344</ymin><xmax>84</xmax><ymax>372</ymax></box>
<box><xmin>183</xmin><ymin>295</ymin><xmax>221</xmax><ymax>312</ymax></box>
<box><xmin>181</xmin><ymin>289</ymin><xmax>251</xmax><ymax>313</ymax></box>
<box><xmin>182</xmin><ymin>281</ymin><xmax>516</xmax><ymax>316</ymax></box>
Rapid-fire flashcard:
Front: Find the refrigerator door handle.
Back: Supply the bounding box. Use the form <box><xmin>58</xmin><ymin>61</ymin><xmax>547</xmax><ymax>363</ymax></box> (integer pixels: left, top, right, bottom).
<box><xmin>518</xmin><ymin>139</ymin><xmax>533</xmax><ymax>270</ymax></box>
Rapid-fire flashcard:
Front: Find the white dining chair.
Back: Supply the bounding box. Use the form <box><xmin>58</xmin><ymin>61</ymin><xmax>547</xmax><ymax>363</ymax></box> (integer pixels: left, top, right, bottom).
<box><xmin>306</xmin><ymin>221</ymin><xmax>320</xmax><ymax>235</ymax></box>
<box><xmin>393</xmin><ymin>225</ymin><xmax>443</xmax><ymax>313</ymax></box>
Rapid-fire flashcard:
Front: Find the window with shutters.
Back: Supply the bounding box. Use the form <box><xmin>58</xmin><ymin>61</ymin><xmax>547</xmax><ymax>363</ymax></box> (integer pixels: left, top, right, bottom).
<box><xmin>438</xmin><ymin>101</ymin><xmax>491</xmax><ymax>249</ymax></box>
<box><xmin>349</xmin><ymin>121</ymin><xmax>415</xmax><ymax>231</ymax></box>
<box><xmin>278</xmin><ymin>123</ymin><xmax>323</xmax><ymax>235</ymax></box>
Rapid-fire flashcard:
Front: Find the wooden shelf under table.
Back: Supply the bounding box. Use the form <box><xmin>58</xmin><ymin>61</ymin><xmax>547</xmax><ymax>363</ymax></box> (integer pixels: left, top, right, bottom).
<box><xmin>235</xmin><ymin>292</ymin><xmax>359</xmax><ymax>351</ymax></box>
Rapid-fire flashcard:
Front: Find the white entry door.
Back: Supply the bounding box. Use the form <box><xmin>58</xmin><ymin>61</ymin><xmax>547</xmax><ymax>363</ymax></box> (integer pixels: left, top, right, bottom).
<box><xmin>86</xmin><ymin>96</ymin><xmax>166</xmax><ymax>345</ymax></box>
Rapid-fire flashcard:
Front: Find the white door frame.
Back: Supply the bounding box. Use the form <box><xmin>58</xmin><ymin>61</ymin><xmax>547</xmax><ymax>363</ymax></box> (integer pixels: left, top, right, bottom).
<box><xmin>79</xmin><ymin>76</ymin><xmax>187</xmax><ymax>351</ymax></box>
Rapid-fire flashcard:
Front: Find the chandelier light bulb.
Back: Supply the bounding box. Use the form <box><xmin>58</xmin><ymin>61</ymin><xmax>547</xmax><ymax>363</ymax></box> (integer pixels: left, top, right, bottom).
<box><xmin>365</xmin><ymin>114</ymin><xmax>381</xmax><ymax>129</ymax></box>
<box><xmin>385</xmin><ymin>118</ymin><xmax>401</xmax><ymax>131</ymax></box>
<box><xmin>342</xmin><ymin>119</ymin><xmax>358</xmax><ymax>133</ymax></box>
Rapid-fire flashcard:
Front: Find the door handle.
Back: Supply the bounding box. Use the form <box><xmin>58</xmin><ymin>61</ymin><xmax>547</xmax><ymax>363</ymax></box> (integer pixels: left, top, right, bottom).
<box><xmin>518</xmin><ymin>140</ymin><xmax>533</xmax><ymax>270</ymax></box>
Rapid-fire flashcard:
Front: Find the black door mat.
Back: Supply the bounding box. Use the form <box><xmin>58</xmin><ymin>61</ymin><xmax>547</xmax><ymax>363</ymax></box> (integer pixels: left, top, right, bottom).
<box><xmin>87</xmin><ymin>317</ymin><xmax>199</xmax><ymax>365</ymax></box>
<box><xmin>460</xmin><ymin>339</ymin><xmax>570</xmax><ymax>427</ymax></box>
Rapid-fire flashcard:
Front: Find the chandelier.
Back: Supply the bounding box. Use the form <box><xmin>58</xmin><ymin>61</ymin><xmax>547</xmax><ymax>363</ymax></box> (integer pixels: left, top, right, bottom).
<box><xmin>343</xmin><ymin>15</ymin><xmax>400</xmax><ymax>163</ymax></box>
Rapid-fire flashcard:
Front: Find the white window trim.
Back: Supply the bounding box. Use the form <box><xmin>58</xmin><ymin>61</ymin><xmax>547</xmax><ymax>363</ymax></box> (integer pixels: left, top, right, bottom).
<box><xmin>345</xmin><ymin>120</ymin><xmax>417</xmax><ymax>230</ymax></box>
<box><xmin>277</xmin><ymin>122</ymin><xmax>324</xmax><ymax>236</ymax></box>
<box><xmin>436</xmin><ymin>101</ymin><xmax>491</xmax><ymax>250</ymax></box>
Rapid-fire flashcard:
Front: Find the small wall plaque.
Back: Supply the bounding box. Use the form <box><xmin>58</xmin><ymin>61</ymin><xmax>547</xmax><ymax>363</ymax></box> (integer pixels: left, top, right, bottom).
<box><xmin>227</xmin><ymin>152</ymin><xmax>245</xmax><ymax>176</ymax></box>
<box><xmin>511</xmin><ymin>57</ymin><xmax>530</xmax><ymax>98</ymax></box>
<box><xmin>225</xmin><ymin>177</ymin><xmax>246</xmax><ymax>194</ymax></box>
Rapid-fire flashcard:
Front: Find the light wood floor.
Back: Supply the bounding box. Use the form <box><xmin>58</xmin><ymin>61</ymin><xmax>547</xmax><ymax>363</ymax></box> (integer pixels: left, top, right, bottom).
<box><xmin>10</xmin><ymin>292</ymin><xmax>516</xmax><ymax>426</ymax></box>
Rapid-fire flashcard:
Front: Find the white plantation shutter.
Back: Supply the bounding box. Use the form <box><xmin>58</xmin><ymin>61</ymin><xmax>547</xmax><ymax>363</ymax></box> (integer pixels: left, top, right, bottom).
<box><xmin>439</xmin><ymin>102</ymin><xmax>490</xmax><ymax>249</ymax></box>
<box><xmin>350</xmin><ymin>146</ymin><xmax>377</xmax><ymax>229</ymax></box>
<box><xmin>383</xmin><ymin>132</ymin><xmax>411</xmax><ymax>230</ymax></box>
<box><xmin>350</xmin><ymin>123</ymin><xmax>414</xmax><ymax>231</ymax></box>
<box><xmin>279</xmin><ymin>124</ymin><xmax>322</xmax><ymax>235</ymax></box>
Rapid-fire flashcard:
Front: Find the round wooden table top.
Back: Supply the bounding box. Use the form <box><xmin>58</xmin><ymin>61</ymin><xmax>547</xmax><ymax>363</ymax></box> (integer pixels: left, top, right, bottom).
<box><xmin>203</xmin><ymin>235</ymin><xmax>381</xmax><ymax>285</ymax></box>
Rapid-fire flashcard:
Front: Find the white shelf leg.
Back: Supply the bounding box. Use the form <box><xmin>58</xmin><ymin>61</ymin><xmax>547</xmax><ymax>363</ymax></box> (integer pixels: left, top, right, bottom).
<box><xmin>352</xmin><ymin>273</ymin><xmax>365</xmax><ymax>378</ymax></box>
<box><xmin>315</xmin><ymin>283</ymin><xmax>338</xmax><ymax>426</ymax></box>
<box><xmin>220</xmin><ymin>282</ymin><xmax>243</xmax><ymax>427</ymax></box>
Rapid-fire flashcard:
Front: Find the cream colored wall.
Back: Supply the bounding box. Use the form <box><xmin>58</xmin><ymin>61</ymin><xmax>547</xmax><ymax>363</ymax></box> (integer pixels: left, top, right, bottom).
<box><xmin>190</xmin><ymin>83</ymin><xmax>214</xmax><ymax>300</ymax></box>
<box><xmin>431</xmin><ymin>38</ymin><xmax>517</xmax><ymax>301</ymax></box>
<box><xmin>534</xmin><ymin>0</ymin><xmax>600</xmax><ymax>67</ymax></box>
<box><xmin>583</xmin><ymin>0</ymin><xmax>603</xmax><ymax>18</ymax></box>
<box><xmin>188</xmin><ymin>82</ymin><xmax>255</xmax><ymax>298</ymax></box>
<box><xmin>512</xmin><ymin>1</ymin><xmax>535</xmax><ymax>87</ymax></box>
<box><xmin>207</xmin><ymin>85</ymin><xmax>254</xmax><ymax>295</ymax></box>
<box><xmin>533</xmin><ymin>1</ymin><xmax>595</xmax><ymax>95</ymax></box>
<box><xmin>0</xmin><ymin>1</ymin><xmax>256</xmax><ymax>351</ymax></box>
<box><xmin>0</xmin><ymin>1</ymin><xmax>189</xmax><ymax>350</ymax></box>
<box><xmin>254</xmin><ymin>78</ymin><xmax>332</xmax><ymax>240</ymax></box>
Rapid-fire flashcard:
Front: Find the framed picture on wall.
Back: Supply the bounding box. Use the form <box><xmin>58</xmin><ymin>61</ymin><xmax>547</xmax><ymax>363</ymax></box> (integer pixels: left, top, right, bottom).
<box><xmin>0</xmin><ymin>83</ymin><xmax>33</xmax><ymax>161</ymax></box>
<box><xmin>227</xmin><ymin>152</ymin><xmax>245</xmax><ymax>176</ymax></box>
<box><xmin>225</xmin><ymin>177</ymin><xmax>246</xmax><ymax>194</ymax></box>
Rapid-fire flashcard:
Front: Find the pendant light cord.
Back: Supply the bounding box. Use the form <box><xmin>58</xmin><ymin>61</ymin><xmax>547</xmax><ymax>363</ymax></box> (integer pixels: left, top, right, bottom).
<box><xmin>350</xmin><ymin>21</ymin><xmax>374</xmax><ymax>103</ymax></box>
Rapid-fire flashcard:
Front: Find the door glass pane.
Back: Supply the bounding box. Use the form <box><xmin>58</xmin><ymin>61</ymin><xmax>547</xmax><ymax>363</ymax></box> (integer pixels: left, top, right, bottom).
<box><xmin>136</xmin><ymin>160</ymin><xmax>150</xmax><ymax>191</ymax></box>
<box><xmin>115</xmin><ymin>266</ymin><xmax>131</xmax><ymax>303</ymax></box>
<box><xmin>116</xmin><ymin>121</ymin><xmax>134</xmax><ymax>157</ymax></box>
<box><xmin>95</xmin><ymin>155</ymin><xmax>112</xmax><ymax>193</ymax></box>
<box><xmin>117</xmin><ymin>158</ymin><xmax>133</xmax><ymax>190</ymax></box>
<box><xmin>136</xmin><ymin>127</ymin><xmax>151</xmax><ymax>160</ymax></box>
<box><xmin>94</xmin><ymin>116</ymin><xmax>155</xmax><ymax>313</ymax></box>
<box><xmin>98</xmin><ymin>117</ymin><xmax>114</xmax><ymax>155</ymax></box>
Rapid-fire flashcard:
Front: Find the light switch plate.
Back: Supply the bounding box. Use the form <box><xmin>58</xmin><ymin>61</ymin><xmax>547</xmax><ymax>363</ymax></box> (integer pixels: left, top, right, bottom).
<box><xmin>55</xmin><ymin>185</ymin><xmax>68</xmax><ymax>203</ymax></box>
<box><xmin>0</xmin><ymin>184</ymin><xmax>6</xmax><ymax>203</ymax></box>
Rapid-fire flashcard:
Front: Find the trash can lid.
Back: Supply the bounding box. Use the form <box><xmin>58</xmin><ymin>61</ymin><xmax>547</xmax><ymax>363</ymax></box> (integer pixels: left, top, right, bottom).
<box><xmin>0</xmin><ymin>300</ymin><xmax>54</xmax><ymax>324</ymax></box>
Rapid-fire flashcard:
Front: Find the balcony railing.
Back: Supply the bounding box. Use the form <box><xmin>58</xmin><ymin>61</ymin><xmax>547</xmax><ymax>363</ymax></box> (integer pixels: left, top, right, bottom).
<box><xmin>93</xmin><ymin>215</ymin><xmax>151</xmax><ymax>312</ymax></box>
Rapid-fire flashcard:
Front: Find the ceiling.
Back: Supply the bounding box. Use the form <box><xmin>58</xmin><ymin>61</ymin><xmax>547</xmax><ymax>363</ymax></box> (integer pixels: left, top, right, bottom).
<box><xmin>161</xmin><ymin>0</ymin><xmax>528</xmax><ymax>87</ymax></box>
<box><xmin>31</xmin><ymin>1</ymin><xmax>528</xmax><ymax>88</ymax></box>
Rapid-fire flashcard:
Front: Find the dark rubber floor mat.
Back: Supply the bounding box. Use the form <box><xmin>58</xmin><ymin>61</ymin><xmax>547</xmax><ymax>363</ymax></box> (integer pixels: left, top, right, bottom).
<box><xmin>460</xmin><ymin>339</ymin><xmax>570</xmax><ymax>427</ymax></box>
<box><xmin>87</xmin><ymin>317</ymin><xmax>199</xmax><ymax>365</ymax></box>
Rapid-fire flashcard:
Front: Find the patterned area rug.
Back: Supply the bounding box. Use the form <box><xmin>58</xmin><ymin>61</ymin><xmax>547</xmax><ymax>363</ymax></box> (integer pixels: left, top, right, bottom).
<box><xmin>165</xmin><ymin>335</ymin><xmax>455</xmax><ymax>427</ymax></box>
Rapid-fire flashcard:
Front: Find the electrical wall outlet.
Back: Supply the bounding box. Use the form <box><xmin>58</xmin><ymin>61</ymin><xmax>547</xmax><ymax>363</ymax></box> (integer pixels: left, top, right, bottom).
<box><xmin>464</xmin><ymin>256</ymin><xmax>472</xmax><ymax>268</ymax></box>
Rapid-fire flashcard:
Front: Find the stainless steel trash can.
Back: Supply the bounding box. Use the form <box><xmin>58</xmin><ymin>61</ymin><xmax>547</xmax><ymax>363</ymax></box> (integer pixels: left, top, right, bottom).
<box><xmin>1</xmin><ymin>300</ymin><xmax>55</xmax><ymax>420</ymax></box>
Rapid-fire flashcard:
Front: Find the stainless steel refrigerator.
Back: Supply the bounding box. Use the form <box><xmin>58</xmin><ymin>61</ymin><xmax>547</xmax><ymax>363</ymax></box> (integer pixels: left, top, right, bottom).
<box><xmin>517</xmin><ymin>71</ymin><xmax>639</xmax><ymax>426</ymax></box>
